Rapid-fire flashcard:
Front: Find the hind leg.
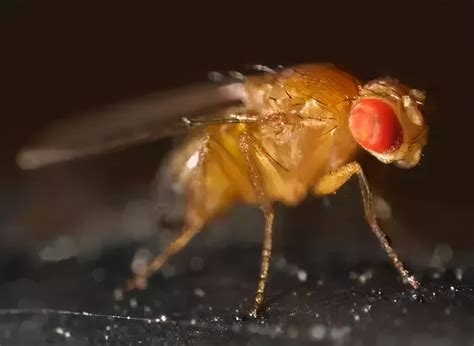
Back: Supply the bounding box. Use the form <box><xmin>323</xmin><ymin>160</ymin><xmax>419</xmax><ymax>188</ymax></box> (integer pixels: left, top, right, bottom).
<box><xmin>124</xmin><ymin>220</ymin><xmax>204</xmax><ymax>291</ymax></box>
<box><xmin>121</xmin><ymin>138</ymin><xmax>211</xmax><ymax>293</ymax></box>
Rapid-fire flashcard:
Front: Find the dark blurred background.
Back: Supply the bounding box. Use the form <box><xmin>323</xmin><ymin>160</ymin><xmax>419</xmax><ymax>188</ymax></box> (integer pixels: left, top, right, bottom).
<box><xmin>0</xmin><ymin>1</ymin><xmax>474</xmax><ymax>342</ymax></box>
<box><xmin>1</xmin><ymin>0</ymin><xmax>473</xmax><ymax>263</ymax></box>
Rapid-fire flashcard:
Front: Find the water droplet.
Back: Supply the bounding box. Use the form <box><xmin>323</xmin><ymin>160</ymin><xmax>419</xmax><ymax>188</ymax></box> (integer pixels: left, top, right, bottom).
<box><xmin>160</xmin><ymin>315</ymin><xmax>167</xmax><ymax>322</ymax></box>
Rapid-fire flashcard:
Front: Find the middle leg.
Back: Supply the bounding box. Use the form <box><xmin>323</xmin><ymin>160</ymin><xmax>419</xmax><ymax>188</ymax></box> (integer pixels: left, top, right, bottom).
<box><xmin>240</xmin><ymin>132</ymin><xmax>275</xmax><ymax>318</ymax></box>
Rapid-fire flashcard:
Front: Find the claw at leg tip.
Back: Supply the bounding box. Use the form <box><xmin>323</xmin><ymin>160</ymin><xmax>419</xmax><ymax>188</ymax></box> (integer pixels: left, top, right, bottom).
<box><xmin>406</xmin><ymin>275</ymin><xmax>420</xmax><ymax>289</ymax></box>
<box><xmin>248</xmin><ymin>309</ymin><xmax>258</xmax><ymax>319</ymax></box>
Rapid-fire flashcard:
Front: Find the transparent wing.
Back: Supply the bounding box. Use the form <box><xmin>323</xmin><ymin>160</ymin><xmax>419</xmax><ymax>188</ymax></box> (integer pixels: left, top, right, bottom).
<box><xmin>16</xmin><ymin>82</ymin><xmax>247</xmax><ymax>170</ymax></box>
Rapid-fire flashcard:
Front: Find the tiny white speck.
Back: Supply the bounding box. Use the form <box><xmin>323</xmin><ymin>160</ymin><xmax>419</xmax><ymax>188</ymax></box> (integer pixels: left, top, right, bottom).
<box><xmin>186</xmin><ymin>152</ymin><xmax>200</xmax><ymax>170</ymax></box>
<box><xmin>161</xmin><ymin>315</ymin><xmax>167</xmax><ymax>322</ymax></box>
<box><xmin>54</xmin><ymin>327</ymin><xmax>70</xmax><ymax>338</ymax></box>
<box><xmin>353</xmin><ymin>314</ymin><xmax>360</xmax><ymax>322</ymax></box>
<box><xmin>190</xmin><ymin>319</ymin><xmax>196</xmax><ymax>325</ymax></box>
<box><xmin>297</xmin><ymin>269</ymin><xmax>307</xmax><ymax>282</ymax></box>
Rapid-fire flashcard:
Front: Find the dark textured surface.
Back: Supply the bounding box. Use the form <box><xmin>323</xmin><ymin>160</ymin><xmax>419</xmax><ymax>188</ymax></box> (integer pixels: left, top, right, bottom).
<box><xmin>1</xmin><ymin>244</ymin><xmax>474</xmax><ymax>345</ymax></box>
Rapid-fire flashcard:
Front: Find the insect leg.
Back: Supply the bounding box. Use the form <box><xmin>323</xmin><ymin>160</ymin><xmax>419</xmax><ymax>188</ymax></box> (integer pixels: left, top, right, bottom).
<box><xmin>124</xmin><ymin>221</ymin><xmax>204</xmax><ymax>291</ymax></box>
<box><xmin>123</xmin><ymin>139</ymin><xmax>211</xmax><ymax>292</ymax></box>
<box><xmin>182</xmin><ymin>105</ymin><xmax>258</xmax><ymax>128</ymax></box>
<box><xmin>314</xmin><ymin>162</ymin><xmax>420</xmax><ymax>289</ymax></box>
<box><xmin>240</xmin><ymin>132</ymin><xmax>274</xmax><ymax>318</ymax></box>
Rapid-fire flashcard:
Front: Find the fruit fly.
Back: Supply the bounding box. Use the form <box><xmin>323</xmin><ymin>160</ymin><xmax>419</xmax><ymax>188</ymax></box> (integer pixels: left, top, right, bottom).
<box><xmin>17</xmin><ymin>63</ymin><xmax>429</xmax><ymax>317</ymax></box>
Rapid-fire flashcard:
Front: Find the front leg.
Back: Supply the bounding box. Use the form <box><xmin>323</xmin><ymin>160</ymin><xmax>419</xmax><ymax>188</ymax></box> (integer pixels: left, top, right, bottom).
<box><xmin>314</xmin><ymin>162</ymin><xmax>420</xmax><ymax>289</ymax></box>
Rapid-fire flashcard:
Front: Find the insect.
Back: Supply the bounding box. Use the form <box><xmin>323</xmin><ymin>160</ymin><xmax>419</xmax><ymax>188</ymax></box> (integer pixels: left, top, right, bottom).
<box><xmin>17</xmin><ymin>63</ymin><xmax>428</xmax><ymax>318</ymax></box>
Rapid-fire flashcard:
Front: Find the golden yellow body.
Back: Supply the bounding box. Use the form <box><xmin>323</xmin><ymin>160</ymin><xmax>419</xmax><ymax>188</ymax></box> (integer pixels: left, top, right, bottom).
<box><xmin>174</xmin><ymin>64</ymin><xmax>362</xmax><ymax>224</ymax></box>
<box><xmin>124</xmin><ymin>63</ymin><xmax>428</xmax><ymax>317</ymax></box>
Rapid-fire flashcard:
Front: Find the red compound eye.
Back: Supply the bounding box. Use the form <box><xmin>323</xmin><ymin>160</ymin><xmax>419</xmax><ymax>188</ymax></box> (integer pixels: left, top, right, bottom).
<box><xmin>349</xmin><ymin>98</ymin><xmax>403</xmax><ymax>153</ymax></box>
